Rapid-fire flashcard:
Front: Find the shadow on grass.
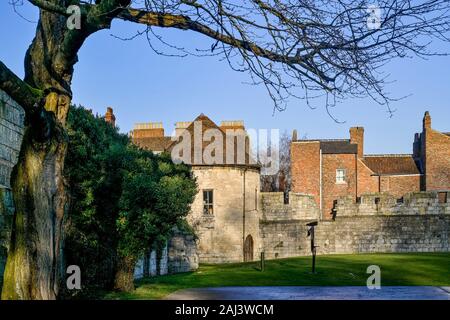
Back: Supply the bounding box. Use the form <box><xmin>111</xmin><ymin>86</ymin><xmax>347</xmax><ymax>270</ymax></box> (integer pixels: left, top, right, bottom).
<box><xmin>103</xmin><ymin>252</ymin><xmax>450</xmax><ymax>300</ymax></box>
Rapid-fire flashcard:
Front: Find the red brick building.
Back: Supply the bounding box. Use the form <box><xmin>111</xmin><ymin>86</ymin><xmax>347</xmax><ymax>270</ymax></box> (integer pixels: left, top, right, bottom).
<box><xmin>291</xmin><ymin>112</ymin><xmax>450</xmax><ymax>219</ymax></box>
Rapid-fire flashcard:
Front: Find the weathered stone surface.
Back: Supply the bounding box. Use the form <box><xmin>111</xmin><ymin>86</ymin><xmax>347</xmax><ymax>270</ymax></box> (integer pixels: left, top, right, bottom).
<box><xmin>188</xmin><ymin>166</ymin><xmax>261</xmax><ymax>264</ymax></box>
<box><xmin>261</xmin><ymin>192</ymin><xmax>319</xmax><ymax>221</ymax></box>
<box><xmin>260</xmin><ymin>192</ymin><xmax>450</xmax><ymax>259</ymax></box>
<box><xmin>168</xmin><ymin>229</ymin><xmax>198</xmax><ymax>274</ymax></box>
<box><xmin>134</xmin><ymin>228</ymin><xmax>198</xmax><ymax>279</ymax></box>
<box><xmin>0</xmin><ymin>89</ymin><xmax>25</xmax><ymax>286</ymax></box>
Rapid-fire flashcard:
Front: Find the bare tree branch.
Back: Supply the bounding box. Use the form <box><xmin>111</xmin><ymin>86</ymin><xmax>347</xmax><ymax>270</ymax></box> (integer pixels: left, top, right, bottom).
<box><xmin>22</xmin><ymin>0</ymin><xmax>450</xmax><ymax>113</ymax></box>
<box><xmin>117</xmin><ymin>8</ymin><xmax>332</xmax><ymax>83</ymax></box>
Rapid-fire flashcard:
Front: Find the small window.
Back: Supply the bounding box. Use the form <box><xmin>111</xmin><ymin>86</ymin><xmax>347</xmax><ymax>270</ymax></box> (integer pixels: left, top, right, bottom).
<box><xmin>203</xmin><ymin>190</ymin><xmax>214</xmax><ymax>215</ymax></box>
<box><xmin>336</xmin><ymin>169</ymin><xmax>346</xmax><ymax>184</ymax></box>
<box><xmin>375</xmin><ymin>197</ymin><xmax>381</xmax><ymax>211</ymax></box>
<box><xmin>438</xmin><ymin>192</ymin><xmax>447</xmax><ymax>204</ymax></box>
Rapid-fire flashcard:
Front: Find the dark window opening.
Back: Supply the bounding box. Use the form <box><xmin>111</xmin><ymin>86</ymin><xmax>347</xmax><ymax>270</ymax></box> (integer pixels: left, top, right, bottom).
<box><xmin>332</xmin><ymin>200</ymin><xmax>338</xmax><ymax>220</ymax></box>
<box><xmin>397</xmin><ymin>197</ymin><xmax>404</xmax><ymax>204</ymax></box>
<box><xmin>283</xmin><ymin>191</ymin><xmax>289</xmax><ymax>205</ymax></box>
<box><xmin>203</xmin><ymin>190</ymin><xmax>214</xmax><ymax>215</ymax></box>
<box><xmin>375</xmin><ymin>197</ymin><xmax>381</xmax><ymax>211</ymax></box>
<box><xmin>438</xmin><ymin>192</ymin><xmax>448</xmax><ymax>204</ymax></box>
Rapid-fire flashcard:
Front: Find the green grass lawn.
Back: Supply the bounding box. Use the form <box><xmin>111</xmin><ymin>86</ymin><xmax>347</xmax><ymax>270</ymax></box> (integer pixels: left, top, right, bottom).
<box><xmin>104</xmin><ymin>252</ymin><xmax>450</xmax><ymax>300</ymax></box>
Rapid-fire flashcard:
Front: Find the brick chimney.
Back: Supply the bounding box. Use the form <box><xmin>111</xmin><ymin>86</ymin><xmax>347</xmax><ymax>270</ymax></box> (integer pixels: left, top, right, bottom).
<box><xmin>423</xmin><ymin>111</ymin><xmax>431</xmax><ymax>130</ymax></box>
<box><xmin>350</xmin><ymin>127</ymin><xmax>364</xmax><ymax>158</ymax></box>
<box><xmin>220</xmin><ymin>120</ymin><xmax>245</xmax><ymax>131</ymax></box>
<box><xmin>105</xmin><ymin>107</ymin><xmax>116</xmax><ymax>126</ymax></box>
<box><xmin>132</xmin><ymin>122</ymin><xmax>164</xmax><ymax>138</ymax></box>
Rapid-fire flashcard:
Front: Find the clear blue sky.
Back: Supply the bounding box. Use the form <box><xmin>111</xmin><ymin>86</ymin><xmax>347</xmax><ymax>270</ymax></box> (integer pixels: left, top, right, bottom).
<box><xmin>1</xmin><ymin>2</ymin><xmax>449</xmax><ymax>154</ymax></box>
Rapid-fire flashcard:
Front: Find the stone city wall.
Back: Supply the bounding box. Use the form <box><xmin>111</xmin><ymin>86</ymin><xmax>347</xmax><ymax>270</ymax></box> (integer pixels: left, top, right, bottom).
<box><xmin>335</xmin><ymin>192</ymin><xmax>450</xmax><ymax>216</ymax></box>
<box><xmin>261</xmin><ymin>192</ymin><xmax>319</xmax><ymax>221</ymax></box>
<box><xmin>134</xmin><ymin>227</ymin><xmax>198</xmax><ymax>279</ymax></box>
<box><xmin>261</xmin><ymin>192</ymin><xmax>450</xmax><ymax>260</ymax></box>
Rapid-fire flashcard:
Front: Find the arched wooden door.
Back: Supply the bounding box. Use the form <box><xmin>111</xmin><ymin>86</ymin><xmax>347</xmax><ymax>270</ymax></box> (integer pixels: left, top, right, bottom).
<box><xmin>244</xmin><ymin>235</ymin><xmax>254</xmax><ymax>262</ymax></box>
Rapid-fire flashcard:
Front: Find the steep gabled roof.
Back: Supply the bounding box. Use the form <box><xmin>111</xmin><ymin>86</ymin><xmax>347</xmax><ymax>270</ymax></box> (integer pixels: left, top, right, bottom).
<box><xmin>167</xmin><ymin>114</ymin><xmax>258</xmax><ymax>167</ymax></box>
<box><xmin>132</xmin><ymin>136</ymin><xmax>172</xmax><ymax>152</ymax></box>
<box><xmin>292</xmin><ymin>139</ymin><xmax>358</xmax><ymax>154</ymax></box>
<box><xmin>320</xmin><ymin>140</ymin><xmax>358</xmax><ymax>154</ymax></box>
<box><xmin>362</xmin><ymin>155</ymin><xmax>422</xmax><ymax>175</ymax></box>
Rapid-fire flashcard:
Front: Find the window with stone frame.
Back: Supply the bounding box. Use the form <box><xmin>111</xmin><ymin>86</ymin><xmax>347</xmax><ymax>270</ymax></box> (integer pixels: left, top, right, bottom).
<box><xmin>203</xmin><ymin>190</ymin><xmax>214</xmax><ymax>215</ymax></box>
<box><xmin>336</xmin><ymin>169</ymin><xmax>346</xmax><ymax>184</ymax></box>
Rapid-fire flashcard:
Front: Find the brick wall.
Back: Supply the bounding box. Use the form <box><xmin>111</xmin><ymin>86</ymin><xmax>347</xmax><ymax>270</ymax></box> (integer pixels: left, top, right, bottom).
<box><xmin>357</xmin><ymin>159</ymin><xmax>379</xmax><ymax>195</ymax></box>
<box><xmin>322</xmin><ymin>153</ymin><xmax>357</xmax><ymax>219</ymax></box>
<box><xmin>425</xmin><ymin>128</ymin><xmax>450</xmax><ymax>191</ymax></box>
<box><xmin>291</xmin><ymin>141</ymin><xmax>321</xmax><ymax>207</ymax></box>
<box><xmin>379</xmin><ymin>175</ymin><xmax>421</xmax><ymax>198</ymax></box>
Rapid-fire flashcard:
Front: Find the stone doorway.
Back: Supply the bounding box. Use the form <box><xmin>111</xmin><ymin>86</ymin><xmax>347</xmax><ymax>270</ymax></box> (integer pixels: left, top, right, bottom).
<box><xmin>244</xmin><ymin>235</ymin><xmax>254</xmax><ymax>262</ymax></box>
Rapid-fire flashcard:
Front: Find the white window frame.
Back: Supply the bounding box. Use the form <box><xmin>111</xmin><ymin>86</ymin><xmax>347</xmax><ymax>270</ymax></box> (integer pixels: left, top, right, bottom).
<box><xmin>203</xmin><ymin>189</ymin><xmax>214</xmax><ymax>215</ymax></box>
<box><xmin>336</xmin><ymin>169</ymin><xmax>346</xmax><ymax>184</ymax></box>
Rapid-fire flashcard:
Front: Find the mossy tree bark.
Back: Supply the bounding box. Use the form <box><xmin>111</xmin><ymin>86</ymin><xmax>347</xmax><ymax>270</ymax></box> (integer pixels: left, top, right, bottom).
<box><xmin>1</xmin><ymin>10</ymin><xmax>74</xmax><ymax>299</ymax></box>
<box><xmin>0</xmin><ymin>1</ymin><xmax>130</xmax><ymax>299</ymax></box>
<box><xmin>114</xmin><ymin>256</ymin><xmax>136</xmax><ymax>292</ymax></box>
<box><xmin>1</xmin><ymin>96</ymin><xmax>69</xmax><ymax>300</ymax></box>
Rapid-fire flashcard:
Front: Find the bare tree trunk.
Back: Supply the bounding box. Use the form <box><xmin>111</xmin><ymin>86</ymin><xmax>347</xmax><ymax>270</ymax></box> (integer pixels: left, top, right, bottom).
<box><xmin>1</xmin><ymin>93</ymin><xmax>70</xmax><ymax>300</ymax></box>
<box><xmin>114</xmin><ymin>256</ymin><xmax>136</xmax><ymax>292</ymax></box>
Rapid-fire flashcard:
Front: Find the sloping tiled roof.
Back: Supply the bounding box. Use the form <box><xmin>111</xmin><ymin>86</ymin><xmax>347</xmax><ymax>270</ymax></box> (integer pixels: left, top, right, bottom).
<box><xmin>166</xmin><ymin>114</ymin><xmax>258</xmax><ymax>167</ymax></box>
<box><xmin>362</xmin><ymin>155</ymin><xmax>421</xmax><ymax>175</ymax></box>
<box><xmin>320</xmin><ymin>140</ymin><xmax>358</xmax><ymax>154</ymax></box>
<box><xmin>133</xmin><ymin>136</ymin><xmax>172</xmax><ymax>152</ymax></box>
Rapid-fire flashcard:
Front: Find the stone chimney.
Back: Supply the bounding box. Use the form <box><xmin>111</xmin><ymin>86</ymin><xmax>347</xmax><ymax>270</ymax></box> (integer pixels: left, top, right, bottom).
<box><xmin>350</xmin><ymin>127</ymin><xmax>364</xmax><ymax>158</ymax></box>
<box><xmin>423</xmin><ymin>111</ymin><xmax>431</xmax><ymax>130</ymax></box>
<box><xmin>175</xmin><ymin>122</ymin><xmax>192</xmax><ymax>137</ymax></box>
<box><xmin>220</xmin><ymin>120</ymin><xmax>245</xmax><ymax>131</ymax></box>
<box><xmin>132</xmin><ymin>122</ymin><xmax>164</xmax><ymax>138</ymax></box>
<box><xmin>105</xmin><ymin>107</ymin><xmax>116</xmax><ymax>126</ymax></box>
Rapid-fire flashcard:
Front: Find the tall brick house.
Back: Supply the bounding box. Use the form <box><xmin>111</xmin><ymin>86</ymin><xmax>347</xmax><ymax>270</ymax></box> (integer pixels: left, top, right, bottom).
<box><xmin>291</xmin><ymin>112</ymin><xmax>450</xmax><ymax>219</ymax></box>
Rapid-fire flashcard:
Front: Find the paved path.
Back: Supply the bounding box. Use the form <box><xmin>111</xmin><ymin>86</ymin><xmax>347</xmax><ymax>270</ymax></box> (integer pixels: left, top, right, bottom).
<box><xmin>167</xmin><ymin>286</ymin><xmax>450</xmax><ymax>300</ymax></box>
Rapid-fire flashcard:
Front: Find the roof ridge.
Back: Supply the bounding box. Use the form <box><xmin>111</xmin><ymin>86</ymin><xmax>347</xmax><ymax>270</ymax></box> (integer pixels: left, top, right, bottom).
<box><xmin>295</xmin><ymin>138</ymin><xmax>349</xmax><ymax>142</ymax></box>
<box><xmin>364</xmin><ymin>154</ymin><xmax>414</xmax><ymax>158</ymax></box>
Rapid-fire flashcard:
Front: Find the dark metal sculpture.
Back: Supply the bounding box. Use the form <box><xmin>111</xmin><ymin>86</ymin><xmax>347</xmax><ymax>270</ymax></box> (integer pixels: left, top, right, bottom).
<box><xmin>306</xmin><ymin>221</ymin><xmax>319</xmax><ymax>273</ymax></box>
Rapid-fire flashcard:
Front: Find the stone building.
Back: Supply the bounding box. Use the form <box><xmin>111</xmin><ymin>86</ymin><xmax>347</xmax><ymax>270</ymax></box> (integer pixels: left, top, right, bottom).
<box><xmin>131</xmin><ymin>113</ymin><xmax>261</xmax><ymax>263</ymax></box>
<box><xmin>291</xmin><ymin>112</ymin><xmax>450</xmax><ymax>219</ymax></box>
<box><xmin>0</xmin><ymin>89</ymin><xmax>25</xmax><ymax>283</ymax></box>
